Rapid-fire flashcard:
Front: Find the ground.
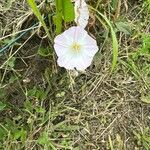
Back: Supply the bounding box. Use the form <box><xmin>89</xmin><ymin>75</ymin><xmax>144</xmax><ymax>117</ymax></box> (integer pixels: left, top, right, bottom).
<box><xmin>0</xmin><ymin>0</ymin><xmax>150</xmax><ymax>150</ymax></box>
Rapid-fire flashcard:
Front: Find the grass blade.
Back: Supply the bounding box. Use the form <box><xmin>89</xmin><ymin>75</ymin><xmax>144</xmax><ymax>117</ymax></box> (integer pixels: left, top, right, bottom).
<box><xmin>90</xmin><ymin>6</ymin><xmax>119</xmax><ymax>72</ymax></box>
<box><xmin>27</xmin><ymin>0</ymin><xmax>53</xmax><ymax>43</ymax></box>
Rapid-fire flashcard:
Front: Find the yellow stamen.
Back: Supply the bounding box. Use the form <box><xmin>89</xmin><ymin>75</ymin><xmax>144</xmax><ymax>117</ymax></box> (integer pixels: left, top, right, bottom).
<box><xmin>71</xmin><ymin>43</ymin><xmax>81</xmax><ymax>53</ymax></box>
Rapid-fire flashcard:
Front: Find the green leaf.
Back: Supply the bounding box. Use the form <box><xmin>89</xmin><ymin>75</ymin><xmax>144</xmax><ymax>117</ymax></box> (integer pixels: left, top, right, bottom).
<box><xmin>7</xmin><ymin>57</ymin><xmax>16</xmax><ymax>68</ymax></box>
<box><xmin>55</xmin><ymin>0</ymin><xmax>63</xmax><ymax>12</ymax></box>
<box><xmin>54</xmin><ymin>0</ymin><xmax>63</xmax><ymax>34</ymax></box>
<box><xmin>56</xmin><ymin>91</ymin><xmax>65</xmax><ymax>98</ymax></box>
<box><xmin>38</xmin><ymin>131</ymin><xmax>57</xmax><ymax>150</ymax></box>
<box><xmin>54</xmin><ymin>0</ymin><xmax>75</xmax><ymax>34</ymax></box>
<box><xmin>0</xmin><ymin>101</ymin><xmax>6</xmax><ymax>111</ymax></box>
<box><xmin>62</xmin><ymin>0</ymin><xmax>75</xmax><ymax>22</ymax></box>
<box><xmin>38</xmin><ymin>47</ymin><xmax>52</xmax><ymax>57</ymax></box>
<box><xmin>53</xmin><ymin>13</ymin><xmax>63</xmax><ymax>34</ymax></box>
<box><xmin>38</xmin><ymin>131</ymin><xmax>49</xmax><ymax>145</ymax></box>
<box><xmin>14</xmin><ymin>128</ymin><xmax>27</xmax><ymax>142</ymax></box>
<box><xmin>35</xmin><ymin>106</ymin><xmax>46</xmax><ymax>113</ymax></box>
<box><xmin>141</xmin><ymin>34</ymin><xmax>150</xmax><ymax>54</ymax></box>
<box><xmin>0</xmin><ymin>127</ymin><xmax>6</xmax><ymax>140</ymax></box>
<box><xmin>145</xmin><ymin>0</ymin><xmax>150</xmax><ymax>11</ymax></box>
<box><xmin>115</xmin><ymin>22</ymin><xmax>131</xmax><ymax>35</ymax></box>
<box><xmin>111</xmin><ymin>0</ymin><xmax>118</xmax><ymax>10</ymax></box>
<box><xmin>141</xmin><ymin>95</ymin><xmax>150</xmax><ymax>104</ymax></box>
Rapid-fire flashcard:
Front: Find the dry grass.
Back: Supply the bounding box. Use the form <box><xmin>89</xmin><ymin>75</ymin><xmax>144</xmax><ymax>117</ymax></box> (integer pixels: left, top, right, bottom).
<box><xmin>0</xmin><ymin>0</ymin><xmax>150</xmax><ymax>150</ymax></box>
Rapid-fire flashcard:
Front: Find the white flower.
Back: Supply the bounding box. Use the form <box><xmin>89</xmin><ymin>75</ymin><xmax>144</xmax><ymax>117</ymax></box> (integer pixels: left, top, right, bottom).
<box><xmin>54</xmin><ymin>26</ymin><xmax>98</xmax><ymax>71</ymax></box>
<box><xmin>74</xmin><ymin>0</ymin><xmax>89</xmax><ymax>28</ymax></box>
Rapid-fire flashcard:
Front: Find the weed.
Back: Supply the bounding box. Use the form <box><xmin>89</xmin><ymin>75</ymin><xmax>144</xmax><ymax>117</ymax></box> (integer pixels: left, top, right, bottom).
<box><xmin>0</xmin><ymin>0</ymin><xmax>150</xmax><ymax>149</ymax></box>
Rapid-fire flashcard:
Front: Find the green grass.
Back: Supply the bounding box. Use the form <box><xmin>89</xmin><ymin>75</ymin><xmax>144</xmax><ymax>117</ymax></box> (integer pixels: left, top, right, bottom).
<box><xmin>90</xmin><ymin>6</ymin><xmax>119</xmax><ymax>72</ymax></box>
<box><xmin>0</xmin><ymin>0</ymin><xmax>150</xmax><ymax>149</ymax></box>
<box><xmin>27</xmin><ymin>0</ymin><xmax>53</xmax><ymax>42</ymax></box>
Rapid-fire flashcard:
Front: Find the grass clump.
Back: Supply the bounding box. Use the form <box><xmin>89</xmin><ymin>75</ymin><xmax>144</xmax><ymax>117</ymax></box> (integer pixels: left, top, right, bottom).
<box><xmin>0</xmin><ymin>0</ymin><xmax>150</xmax><ymax>149</ymax></box>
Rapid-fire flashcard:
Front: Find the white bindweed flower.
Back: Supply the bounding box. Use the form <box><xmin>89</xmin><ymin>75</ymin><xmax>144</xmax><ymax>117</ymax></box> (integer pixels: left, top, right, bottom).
<box><xmin>74</xmin><ymin>0</ymin><xmax>89</xmax><ymax>28</ymax></box>
<box><xmin>54</xmin><ymin>26</ymin><xmax>98</xmax><ymax>71</ymax></box>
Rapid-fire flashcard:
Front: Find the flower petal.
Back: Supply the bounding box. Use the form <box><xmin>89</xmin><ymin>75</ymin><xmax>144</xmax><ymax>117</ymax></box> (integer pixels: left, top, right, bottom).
<box><xmin>74</xmin><ymin>0</ymin><xmax>89</xmax><ymax>28</ymax></box>
<box><xmin>63</xmin><ymin>26</ymin><xmax>87</xmax><ymax>43</ymax></box>
<box><xmin>57</xmin><ymin>53</ymin><xmax>75</xmax><ymax>70</ymax></box>
<box><xmin>74</xmin><ymin>26</ymin><xmax>87</xmax><ymax>43</ymax></box>
<box><xmin>78</xmin><ymin>18</ymin><xmax>88</xmax><ymax>29</ymax></box>
<box><xmin>54</xmin><ymin>33</ymin><xmax>71</xmax><ymax>46</ymax></box>
<box><xmin>80</xmin><ymin>33</ymin><xmax>99</xmax><ymax>57</ymax></box>
<box><xmin>82</xmin><ymin>45</ymin><xmax>99</xmax><ymax>57</ymax></box>
<box><xmin>75</xmin><ymin>54</ymin><xmax>93</xmax><ymax>71</ymax></box>
<box><xmin>54</xmin><ymin>26</ymin><xmax>99</xmax><ymax>71</ymax></box>
<box><xmin>54</xmin><ymin>44</ymin><xmax>70</xmax><ymax>57</ymax></box>
<box><xmin>83</xmin><ymin>34</ymin><xmax>97</xmax><ymax>46</ymax></box>
<box><xmin>62</xmin><ymin>26</ymin><xmax>77</xmax><ymax>43</ymax></box>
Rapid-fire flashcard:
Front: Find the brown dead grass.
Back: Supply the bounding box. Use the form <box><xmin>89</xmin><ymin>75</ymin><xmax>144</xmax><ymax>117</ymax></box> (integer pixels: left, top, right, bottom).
<box><xmin>0</xmin><ymin>0</ymin><xmax>150</xmax><ymax>150</ymax></box>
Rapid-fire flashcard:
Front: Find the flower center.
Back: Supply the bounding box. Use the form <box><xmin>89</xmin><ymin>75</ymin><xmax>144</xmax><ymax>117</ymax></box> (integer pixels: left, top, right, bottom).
<box><xmin>71</xmin><ymin>43</ymin><xmax>81</xmax><ymax>53</ymax></box>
